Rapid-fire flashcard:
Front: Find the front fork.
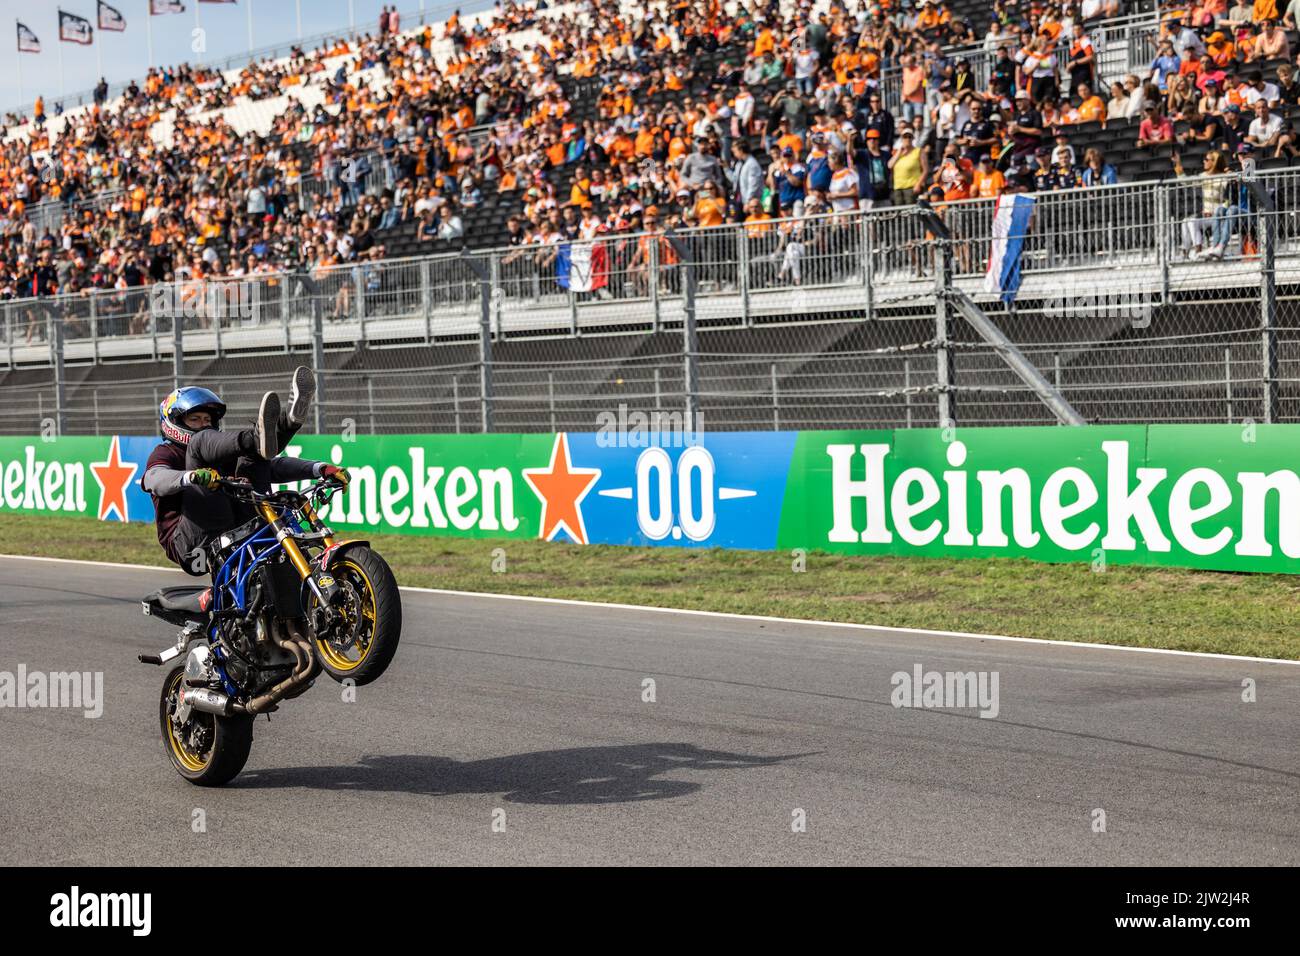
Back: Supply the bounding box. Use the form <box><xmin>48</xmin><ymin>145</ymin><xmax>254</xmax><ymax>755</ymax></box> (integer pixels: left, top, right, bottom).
<box><xmin>257</xmin><ymin>502</ymin><xmax>339</xmax><ymax>609</ymax></box>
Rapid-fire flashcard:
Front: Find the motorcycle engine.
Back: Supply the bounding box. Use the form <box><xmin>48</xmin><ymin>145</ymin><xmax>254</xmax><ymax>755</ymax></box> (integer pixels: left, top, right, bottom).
<box><xmin>219</xmin><ymin>616</ymin><xmax>298</xmax><ymax>693</ymax></box>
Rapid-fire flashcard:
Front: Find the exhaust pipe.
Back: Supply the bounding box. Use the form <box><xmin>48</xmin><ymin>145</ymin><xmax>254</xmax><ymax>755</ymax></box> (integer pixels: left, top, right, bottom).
<box><xmin>182</xmin><ymin>686</ymin><xmax>234</xmax><ymax>717</ymax></box>
<box><xmin>235</xmin><ymin>618</ymin><xmax>319</xmax><ymax>715</ymax></box>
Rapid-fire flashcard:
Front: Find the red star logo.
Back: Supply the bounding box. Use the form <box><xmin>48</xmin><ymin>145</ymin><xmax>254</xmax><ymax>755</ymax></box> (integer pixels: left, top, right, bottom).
<box><xmin>90</xmin><ymin>436</ymin><xmax>138</xmax><ymax>522</ymax></box>
<box><xmin>522</xmin><ymin>433</ymin><xmax>601</xmax><ymax>544</ymax></box>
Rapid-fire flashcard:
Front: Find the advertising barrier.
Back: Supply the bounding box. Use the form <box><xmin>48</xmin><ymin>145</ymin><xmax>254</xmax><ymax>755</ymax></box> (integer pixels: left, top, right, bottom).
<box><xmin>1</xmin><ymin>425</ymin><xmax>1298</xmax><ymax>574</ymax></box>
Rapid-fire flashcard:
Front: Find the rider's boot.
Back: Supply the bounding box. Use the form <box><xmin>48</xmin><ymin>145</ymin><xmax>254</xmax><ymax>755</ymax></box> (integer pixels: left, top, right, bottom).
<box><xmin>287</xmin><ymin>366</ymin><xmax>315</xmax><ymax>430</ymax></box>
<box><xmin>238</xmin><ymin>392</ymin><xmax>282</xmax><ymax>460</ymax></box>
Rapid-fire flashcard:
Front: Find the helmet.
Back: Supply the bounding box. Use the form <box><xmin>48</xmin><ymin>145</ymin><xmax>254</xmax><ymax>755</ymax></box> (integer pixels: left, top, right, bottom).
<box><xmin>159</xmin><ymin>387</ymin><xmax>226</xmax><ymax>446</ymax></box>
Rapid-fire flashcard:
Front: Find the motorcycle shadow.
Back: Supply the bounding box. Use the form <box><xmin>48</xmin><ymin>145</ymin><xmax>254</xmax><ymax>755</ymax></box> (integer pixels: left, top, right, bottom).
<box><xmin>235</xmin><ymin>743</ymin><xmax>818</xmax><ymax>805</ymax></box>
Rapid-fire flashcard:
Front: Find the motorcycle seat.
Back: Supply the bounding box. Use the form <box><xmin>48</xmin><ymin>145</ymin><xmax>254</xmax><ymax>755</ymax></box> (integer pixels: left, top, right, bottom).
<box><xmin>145</xmin><ymin>586</ymin><xmax>211</xmax><ymax>617</ymax></box>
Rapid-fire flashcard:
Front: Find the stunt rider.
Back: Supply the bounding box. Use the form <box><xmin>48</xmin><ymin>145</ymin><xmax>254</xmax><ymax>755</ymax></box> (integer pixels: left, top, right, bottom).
<box><xmin>140</xmin><ymin>367</ymin><xmax>347</xmax><ymax>575</ymax></box>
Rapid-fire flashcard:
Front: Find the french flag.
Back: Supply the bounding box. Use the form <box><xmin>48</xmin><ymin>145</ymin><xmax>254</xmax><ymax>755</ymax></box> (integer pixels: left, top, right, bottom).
<box><xmin>983</xmin><ymin>193</ymin><xmax>1035</xmax><ymax>304</ymax></box>
<box><xmin>556</xmin><ymin>242</ymin><xmax>608</xmax><ymax>293</ymax></box>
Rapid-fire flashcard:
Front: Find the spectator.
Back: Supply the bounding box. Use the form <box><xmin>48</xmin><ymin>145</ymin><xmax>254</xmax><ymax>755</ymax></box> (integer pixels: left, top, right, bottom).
<box><xmin>971</xmin><ymin>154</ymin><xmax>1006</xmax><ymax>199</ymax></box>
<box><xmin>1255</xmin><ymin>19</ymin><xmax>1290</xmax><ymax>59</ymax></box>
<box><xmin>1080</xmin><ymin>148</ymin><xmax>1118</xmax><ymax>186</ymax></box>
<box><xmin>1008</xmin><ymin>90</ymin><xmax>1046</xmax><ymax>159</ymax></box>
<box><xmin>889</xmin><ymin>129</ymin><xmax>928</xmax><ymax>206</ymax></box>
<box><xmin>1248</xmin><ymin>100</ymin><xmax>1295</xmax><ymax>157</ymax></box>
<box><xmin>1136</xmin><ymin>105</ymin><xmax>1175</xmax><ymax>148</ymax></box>
<box><xmin>828</xmin><ymin>151</ymin><xmax>861</xmax><ymax>213</ymax></box>
<box><xmin>856</xmin><ymin>130</ymin><xmax>893</xmax><ymax>209</ymax></box>
<box><xmin>1107</xmin><ymin>80</ymin><xmax>1130</xmax><ymax>121</ymax></box>
<box><xmin>1173</xmin><ymin>149</ymin><xmax>1231</xmax><ymax>260</ymax></box>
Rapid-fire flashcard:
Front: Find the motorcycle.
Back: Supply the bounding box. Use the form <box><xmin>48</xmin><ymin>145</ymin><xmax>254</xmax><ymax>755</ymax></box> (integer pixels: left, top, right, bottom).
<box><xmin>138</xmin><ymin>475</ymin><xmax>402</xmax><ymax>786</ymax></box>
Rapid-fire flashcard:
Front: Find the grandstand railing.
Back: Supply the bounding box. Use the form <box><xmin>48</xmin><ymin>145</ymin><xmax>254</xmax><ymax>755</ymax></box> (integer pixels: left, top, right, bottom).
<box><xmin>3</xmin><ymin>165</ymin><xmax>1294</xmax><ymax>360</ymax></box>
<box><xmin>2</xmin><ymin>165</ymin><xmax>1296</xmax><ymax>434</ymax></box>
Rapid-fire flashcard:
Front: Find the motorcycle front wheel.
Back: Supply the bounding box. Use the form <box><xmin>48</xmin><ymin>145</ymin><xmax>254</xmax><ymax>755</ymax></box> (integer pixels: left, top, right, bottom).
<box><xmin>310</xmin><ymin>546</ymin><xmax>402</xmax><ymax>687</ymax></box>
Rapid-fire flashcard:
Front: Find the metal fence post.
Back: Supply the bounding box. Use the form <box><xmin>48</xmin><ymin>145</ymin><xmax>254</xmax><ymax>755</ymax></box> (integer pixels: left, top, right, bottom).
<box><xmin>366</xmin><ymin>376</ymin><xmax>376</xmax><ymax>434</ymax></box>
<box><xmin>89</xmin><ymin>293</ymin><xmax>98</xmax><ymax>362</ymax></box>
<box><xmin>771</xmin><ymin>363</ymin><xmax>779</xmax><ymax>430</ymax></box>
<box><xmin>666</xmin><ymin>232</ymin><xmax>699</xmax><ymax>433</ymax></box>
<box><xmin>173</xmin><ymin>308</ymin><xmax>184</xmax><ymax>389</ymax></box>
<box><xmin>934</xmin><ymin>234</ymin><xmax>954</xmax><ymax>428</ymax></box>
<box><xmin>280</xmin><ymin>275</ymin><xmax>291</xmax><ymax>352</ymax></box>
<box><xmin>548</xmin><ymin>371</ymin><xmax>557</xmax><ymax>432</ymax></box>
<box><xmin>1155</xmin><ymin>183</ymin><xmax>1171</xmax><ymax>304</ymax></box>
<box><xmin>50</xmin><ymin>311</ymin><xmax>66</xmax><ymax>437</ymax></box>
<box><xmin>738</xmin><ymin>230</ymin><xmax>751</xmax><ymax>327</ymax></box>
<box><xmin>649</xmin><ymin>238</ymin><xmax>661</xmax><ymax>333</ymax></box>
<box><xmin>861</xmin><ymin>212</ymin><xmax>875</xmax><ymax>322</ymax></box>
<box><xmin>211</xmin><ymin>282</ymin><xmax>223</xmax><ymax>359</ymax></box>
<box><xmin>490</xmin><ymin>253</ymin><xmax>503</xmax><ymax>340</ymax></box>
<box><xmin>1225</xmin><ymin>346</ymin><xmax>1234</xmax><ymax>423</ymax></box>
<box><xmin>904</xmin><ymin>358</ymin><xmax>913</xmax><ymax>428</ymax></box>
<box><xmin>311</xmin><ymin>301</ymin><xmax>326</xmax><ymax>435</ymax></box>
<box><xmin>150</xmin><ymin>288</ymin><xmax>160</xmax><ymax>363</ymax></box>
<box><xmin>355</xmin><ymin>268</ymin><xmax>367</xmax><ymax>348</ymax></box>
<box><xmin>1251</xmin><ymin>181</ymin><xmax>1278</xmax><ymax>423</ymax></box>
<box><xmin>460</xmin><ymin>252</ymin><xmax>494</xmax><ymax>433</ymax></box>
<box><xmin>421</xmin><ymin>258</ymin><xmax>432</xmax><ymax>343</ymax></box>
<box><xmin>453</xmin><ymin>375</ymin><xmax>461</xmax><ymax>434</ymax></box>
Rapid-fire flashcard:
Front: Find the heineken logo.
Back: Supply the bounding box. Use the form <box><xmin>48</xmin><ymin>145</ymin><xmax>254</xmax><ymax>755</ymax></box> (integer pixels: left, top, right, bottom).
<box><xmin>825</xmin><ymin>439</ymin><xmax>1300</xmax><ymax>559</ymax></box>
<box><xmin>0</xmin><ymin>445</ymin><xmax>90</xmax><ymax>515</ymax></box>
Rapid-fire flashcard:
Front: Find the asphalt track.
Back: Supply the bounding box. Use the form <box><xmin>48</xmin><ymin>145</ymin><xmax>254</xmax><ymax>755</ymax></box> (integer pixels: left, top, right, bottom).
<box><xmin>1</xmin><ymin>554</ymin><xmax>1297</xmax><ymax>866</ymax></box>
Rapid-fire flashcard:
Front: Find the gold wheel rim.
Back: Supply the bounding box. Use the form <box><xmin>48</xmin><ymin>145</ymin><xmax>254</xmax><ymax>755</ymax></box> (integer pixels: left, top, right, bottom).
<box><xmin>315</xmin><ymin>558</ymin><xmax>377</xmax><ymax>672</ymax></box>
<box><xmin>163</xmin><ymin>671</ymin><xmax>212</xmax><ymax>773</ymax></box>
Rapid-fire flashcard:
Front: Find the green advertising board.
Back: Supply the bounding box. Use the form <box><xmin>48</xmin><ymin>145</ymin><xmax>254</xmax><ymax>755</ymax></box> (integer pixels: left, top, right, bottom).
<box><xmin>1</xmin><ymin>425</ymin><xmax>1297</xmax><ymax>574</ymax></box>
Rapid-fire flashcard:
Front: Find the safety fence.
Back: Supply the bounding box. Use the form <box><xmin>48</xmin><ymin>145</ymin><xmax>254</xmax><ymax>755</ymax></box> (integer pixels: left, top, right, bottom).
<box><xmin>2</xmin><ymin>166</ymin><xmax>1298</xmax><ymax>435</ymax></box>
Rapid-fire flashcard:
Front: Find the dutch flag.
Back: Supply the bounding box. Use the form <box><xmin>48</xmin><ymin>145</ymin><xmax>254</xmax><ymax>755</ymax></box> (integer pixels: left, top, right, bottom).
<box><xmin>983</xmin><ymin>193</ymin><xmax>1035</xmax><ymax>305</ymax></box>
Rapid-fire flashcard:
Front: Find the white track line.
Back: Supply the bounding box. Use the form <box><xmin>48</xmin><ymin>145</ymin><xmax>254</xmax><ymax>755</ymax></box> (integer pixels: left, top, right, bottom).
<box><xmin>2</xmin><ymin>552</ymin><xmax>1297</xmax><ymax>667</ymax></box>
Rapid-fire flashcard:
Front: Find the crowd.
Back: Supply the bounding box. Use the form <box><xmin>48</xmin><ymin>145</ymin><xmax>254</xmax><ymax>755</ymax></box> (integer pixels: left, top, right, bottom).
<box><xmin>1</xmin><ymin>0</ymin><xmax>1297</xmax><ymax>329</ymax></box>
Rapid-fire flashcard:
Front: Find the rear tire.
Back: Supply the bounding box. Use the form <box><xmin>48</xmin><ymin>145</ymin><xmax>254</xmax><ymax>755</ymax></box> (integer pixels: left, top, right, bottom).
<box><xmin>312</xmin><ymin>546</ymin><xmax>402</xmax><ymax>686</ymax></box>
<box><xmin>159</xmin><ymin>664</ymin><xmax>254</xmax><ymax>787</ymax></box>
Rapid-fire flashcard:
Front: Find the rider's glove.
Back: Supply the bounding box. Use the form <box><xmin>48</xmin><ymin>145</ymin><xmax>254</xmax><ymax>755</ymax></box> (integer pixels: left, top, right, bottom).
<box><xmin>321</xmin><ymin>465</ymin><xmax>349</xmax><ymax>488</ymax></box>
<box><xmin>189</xmin><ymin>468</ymin><xmax>220</xmax><ymax>490</ymax></box>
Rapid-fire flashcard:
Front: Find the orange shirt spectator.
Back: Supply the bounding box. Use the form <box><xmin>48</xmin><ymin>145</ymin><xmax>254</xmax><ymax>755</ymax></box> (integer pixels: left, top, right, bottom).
<box><xmin>776</xmin><ymin>131</ymin><xmax>804</xmax><ymax>155</ymax></box>
<box><xmin>1076</xmin><ymin>95</ymin><xmax>1106</xmax><ymax>123</ymax></box>
<box><xmin>972</xmin><ymin>167</ymin><xmax>1005</xmax><ymax>198</ymax></box>
<box><xmin>694</xmin><ymin>192</ymin><xmax>727</xmax><ymax>226</ymax></box>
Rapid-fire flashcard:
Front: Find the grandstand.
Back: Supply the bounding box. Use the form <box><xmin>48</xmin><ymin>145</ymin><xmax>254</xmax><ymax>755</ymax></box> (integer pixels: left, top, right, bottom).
<box><xmin>2</xmin><ymin>0</ymin><xmax>1299</xmax><ymax>435</ymax></box>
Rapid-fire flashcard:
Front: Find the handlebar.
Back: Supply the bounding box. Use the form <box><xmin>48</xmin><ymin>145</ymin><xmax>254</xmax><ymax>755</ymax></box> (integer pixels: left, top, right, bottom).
<box><xmin>214</xmin><ymin>474</ymin><xmax>346</xmax><ymax>506</ymax></box>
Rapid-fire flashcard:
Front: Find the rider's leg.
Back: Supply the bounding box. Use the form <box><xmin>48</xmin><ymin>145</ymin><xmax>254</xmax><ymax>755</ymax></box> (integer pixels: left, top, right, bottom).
<box><xmin>274</xmin><ymin>366</ymin><xmax>315</xmax><ymax>449</ymax></box>
<box><xmin>185</xmin><ymin>392</ymin><xmax>281</xmax><ymax>472</ymax></box>
<box><xmin>168</xmin><ymin>489</ymin><xmax>239</xmax><ymax>574</ymax></box>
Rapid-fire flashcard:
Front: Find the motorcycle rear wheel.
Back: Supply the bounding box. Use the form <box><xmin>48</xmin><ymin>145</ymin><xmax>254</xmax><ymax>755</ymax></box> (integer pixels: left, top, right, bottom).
<box><xmin>159</xmin><ymin>664</ymin><xmax>254</xmax><ymax>787</ymax></box>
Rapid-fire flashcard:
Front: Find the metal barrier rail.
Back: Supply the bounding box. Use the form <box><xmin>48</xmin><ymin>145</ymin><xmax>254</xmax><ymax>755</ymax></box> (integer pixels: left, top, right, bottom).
<box><xmin>3</xmin><ymin>166</ymin><xmax>1297</xmax><ymax>367</ymax></box>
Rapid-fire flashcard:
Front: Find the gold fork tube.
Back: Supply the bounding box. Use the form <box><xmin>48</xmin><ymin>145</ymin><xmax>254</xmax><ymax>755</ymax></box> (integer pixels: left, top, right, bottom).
<box><xmin>258</xmin><ymin>501</ymin><xmax>313</xmax><ymax>579</ymax></box>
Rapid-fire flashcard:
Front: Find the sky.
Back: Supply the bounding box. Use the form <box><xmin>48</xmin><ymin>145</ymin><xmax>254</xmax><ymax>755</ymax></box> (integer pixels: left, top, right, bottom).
<box><xmin>1</xmin><ymin>0</ymin><xmax>495</xmax><ymax>114</ymax></box>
